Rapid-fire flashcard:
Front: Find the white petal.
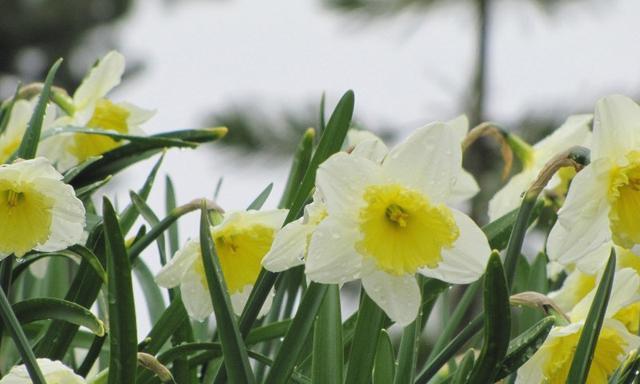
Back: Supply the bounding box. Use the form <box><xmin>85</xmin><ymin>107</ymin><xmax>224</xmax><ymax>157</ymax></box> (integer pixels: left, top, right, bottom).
<box><xmin>3</xmin><ymin>157</ymin><xmax>63</xmax><ymax>181</ymax></box>
<box><xmin>533</xmin><ymin>114</ymin><xmax>593</xmax><ymax>163</ymax></box>
<box><xmin>316</xmin><ymin>152</ymin><xmax>383</xmax><ymax>215</ymax></box>
<box><xmin>547</xmin><ymin>268</ymin><xmax>596</xmax><ymax>313</ymax></box>
<box><xmin>446</xmin><ymin>114</ymin><xmax>469</xmax><ymax>142</ymax></box>
<box><xmin>419</xmin><ymin>208</ymin><xmax>490</xmax><ymax>284</ymax></box>
<box><xmin>262</xmin><ymin>218</ymin><xmax>310</xmax><ymax>272</ymax></box>
<box><xmin>361</xmin><ymin>261</ymin><xmax>420</xmax><ymax>327</ymax></box>
<box><xmin>155</xmin><ymin>240</ymin><xmax>201</xmax><ymax>288</ymax></box>
<box><xmin>0</xmin><ymin>358</ymin><xmax>85</xmax><ymax>383</ymax></box>
<box><xmin>179</xmin><ymin>266</ymin><xmax>213</xmax><ymax>322</ymax></box>
<box><xmin>73</xmin><ymin>51</ymin><xmax>125</xmax><ymax>114</ymax></box>
<box><xmin>547</xmin><ymin>163</ymin><xmax>612</xmax><ymax>271</ymax></box>
<box><xmin>382</xmin><ymin>122</ymin><xmax>462</xmax><ymax>203</ymax></box>
<box><xmin>592</xmin><ymin>95</ymin><xmax>640</xmax><ymax>163</ymax></box>
<box><xmin>119</xmin><ymin>101</ymin><xmax>155</xmax><ymax>130</ymax></box>
<box><xmin>447</xmin><ymin>170</ymin><xmax>479</xmax><ymax>204</ymax></box>
<box><xmin>488</xmin><ymin>169</ymin><xmax>537</xmax><ymax>222</ymax></box>
<box><xmin>32</xmin><ymin>178</ymin><xmax>86</xmax><ymax>252</ymax></box>
<box><xmin>230</xmin><ymin>285</ymin><xmax>274</xmax><ymax>318</ymax></box>
<box><xmin>569</xmin><ymin>268</ymin><xmax>640</xmax><ymax>322</ymax></box>
<box><xmin>214</xmin><ymin>209</ymin><xmax>288</xmax><ymax>235</ymax></box>
<box><xmin>350</xmin><ymin>138</ymin><xmax>388</xmax><ymax>164</ymax></box>
<box><xmin>305</xmin><ymin>216</ymin><xmax>363</xmax><ymax>284</ymax></box>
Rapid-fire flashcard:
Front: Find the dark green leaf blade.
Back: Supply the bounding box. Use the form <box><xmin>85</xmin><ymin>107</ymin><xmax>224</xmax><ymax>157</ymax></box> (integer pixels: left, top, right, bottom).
<box><xmin>373</xmin><ymin>330</ymin><xmax>395</xmax><ymax>384</ymax></box>
<box><xmin>312</xmin><ymin>284</ymin><xmax>342</xmax><ymax>384</ymax></box>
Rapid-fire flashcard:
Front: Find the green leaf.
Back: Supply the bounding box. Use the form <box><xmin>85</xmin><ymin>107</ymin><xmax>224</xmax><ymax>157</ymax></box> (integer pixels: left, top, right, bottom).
<box><xmin>120</xmin><ymin>153</ymin><xmax>165</xmax><ymax>234</ymax></box>
<box><xmin>0</xmin><ymin>285</ymin><xmax>46</xmax><ymax>383</ymax></box>
<box><xmin>63</xmin><ymin>156</ymin><xmax>103</xmax><ymax>183</ymax></box>
<box><xmin>137</xmin><ymin>295</ymin><xmax>189</xmax><ymax>355</ymax></box>
<box><xmin>16</xmin><ymin>59</ymin><xmax>61</xmax><ymax>160</ymax></box>
<box><xmin>450</xmin><ymin>350</ymin><xmax>475</xmax><ymax>384</ymax></box>
<box><xmin>247</xmin><ymin>183</ymin><xmax>273</xmax><ymax>210</ymax></box>
<box><xmin>373</xmin><ymin>330</ymin><xmax>395</xmax><ymax>384</ymax></box>
<box><xmin>467</xmin><ymin>252</ymin><xmax>511</xmax><ymax>384</ymax></box>
<box><xmin>279</xmin><ymin>128</ymin><xmax>315</xmax><ymax>209</ymax></box>
<box><xmin>246</xmin><ymin>319</ymin><xmax>291</xmax><ymax>345</ymax></box>
<box><xmin>132</xmin><ymin>259</ymin><xmax>167</xmax><ymax>325</ymax></box>
<box><xmin>312</xmin><ymin>285</ymin><xmax>342</xmax><ymax>384</ymax></box>
<box><xmin>10</xmin><ymin>298</ymin><xmax>105</xmax><ymax>336</ymax></box>
<box><xmin>165</xmin><ymin>176</ymin><xmax>180</xmax><ymax>256</ymax></box>
<box><xmin>75</xmin><ymin>176</ymin><xmax>112</xmax><ymax>199</ymax></box>
<box><xmin>265</xmin><ymin>283</ymin><xmax>328</xmax><ymax>384</ymax></box>
<box><xmin>482</xmin><ymin>201</ymin><xmax>543</xmax><ymax>251</ymax></box>
<box><xmin>495</xmin><ymin>316</ymin><xmax>555</xmax><ymax>380</ymax></box>
<box><xmin>566</xmin><ymin>248</ymin><xmax>616</xmax><ymax>383</ymax></box>
<box><xmin>71</xmin><ymin>127</ymin><xmax>226</xmax><ymax>187</ymax></box>
<box><xmin>344</xmin><ymin>292</ymin><xmax>386</xmax><ymax>384</ymax></box>
<box><xmin>42</xmin><ymin>125</ymin><xmax>195</xmax><ymax>147</ymax></box>
<box><xmin>393</xmin><ymin>308</ymin><xmax>422</xmax><ymax>384</ymax></box>
<box><xmin>130</xmin><ymin>190</ymin><xmax>168</xmax><ymax>265</ymax></box>
<box><xmin>198</xmin><ymin>204</ymin><xmax>255</xmax><ymax>384</ymax></box>
<box><xmin>103</xmin><ymin>197</ymin><xmax>138</xmax><ymax>383</ymax></box>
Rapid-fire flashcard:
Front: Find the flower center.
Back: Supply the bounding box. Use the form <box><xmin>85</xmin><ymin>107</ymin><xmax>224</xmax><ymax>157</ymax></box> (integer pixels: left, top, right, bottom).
<box><xmin>195</xmin><ymin>224</ymin><xmax>275</xmax><ymax>294</ymax></box>
<box><xmin>69</xmin><ymin>99</ymin><xmax>130</xmax><ymax>162</ymax></box>
<box><xmin>0</xmin><ymin>183</ymin><xmax>54</xmax><ymax>256</ymax></box>
<box><xmin>541</xmin><ymin>325</ymin><xmax>626</xmax><ymax>384</ymax></box>
<box><xmin>608</xmin><ymin>152</ymin><xmax>640</xmax><ymax>248</ymax></box>
<box><xmin>356</xmin><ymin>184</ymin><xmax>459</xmax><ymax>276</ymax></box>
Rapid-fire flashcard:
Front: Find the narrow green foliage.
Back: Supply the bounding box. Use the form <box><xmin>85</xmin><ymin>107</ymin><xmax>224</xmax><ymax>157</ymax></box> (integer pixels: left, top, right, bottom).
<box><xmin>567</xmin><ymin>249</ymin><xmax>617</xmax><ymax>384</ymax></box>
<box><xmin>16</xmin><ymin>59</ymin><xmax>62</xmax><ymax>160</ymax></box>
<box><xmin>481</xmin><ymin>201</ymin><xmax>542</xmax><ymax>251</ymax></box>
<box><xmin>373</xmin><ymin>330</ymin><xmax>395</xmax><ymax>384</ymax></box>
<box><xmin>393</xmin><ymin>307</ymin><xmax>422</xmax><ymax>384</ymax></box>
<box><xmin>247</xmin><ymin>183</ymin><xmax>273</xmax><ymax>210</ymax></box>
<box><xmin>120</xmin><ymin>153</ymin><xmax>165</xmax><ymax>234</ymax></box>
<box><xmin>130</xmin><ymin>190</ymin><xmax>168</xmax><ymax>265</ymax></box>
<box><xmin>265</xmin><ymin>283</ymin><xmax>328</xmax><ymax>384</ymax></box>
<box><xmin>198</xmin><ymin>204</ymin><xmax>255</xmax><ymax>384</ymax></box>
<box><xmin>467</xmin><ymin>252</ymin><xmax>511</xmax><ymax>384</ymax></box>
<box><xmin>103</xmin><ymin>198</ymin><xmax>138</xmax><ymax>383</ymax></box>
<box><xmin>10</xmin><ymin>297</ymin><xmax>105</xmax><ymax>336</ymax></box>
<box><xmin>132</xmin><ymin>259</ymin><xmax>167</xmax><ymax>324</ymax></box>
<box><xmin>495</xmin><ymin>316</ymin><xmax>555</xmax><ymax>379</ymax></box>
<box><xmin>246</xmin><ymin>319</ymin><xmax>292</xmax><ymax>345</ymax></box>
<box><xmin>165</xmin><ymin>176</ymin><xmax>180</xmax><ymax>256</ymax></box>
<box><xmin>279</xmin><ymin>128</ymin><xmax>315</xmax><ymax>209</ymax></box>
<box><xmin>0</xmin><ymin>286</ymin><xmax>46</xmax><ymax>383</ymax></box>
<box><xmin>345</xmin><ymin>292</ymin><xmax>386</xmax><ymax>384</ymax></box>
<box><xmin>451</xmin><ymin>350</ymin><xmax>475</xmax><ymax>384</ymax></box>
<box><xmin>312</xmin><ymin>285</ymin><xmax>342</xmax><ymax>384</ymax></box>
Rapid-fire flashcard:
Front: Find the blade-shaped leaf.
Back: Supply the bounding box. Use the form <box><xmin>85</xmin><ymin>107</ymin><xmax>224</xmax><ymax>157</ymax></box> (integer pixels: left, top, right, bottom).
<box><xmin>10</xmin><ymin>298</ymin><xmax>105</xmax><ymax>336</ymax></box>
<box><xmin>312</xmin><ymin>284</ymin><xmax>342</xmax><ymax>384</ymax></box>
<box><xmin>373</xmin><ymin>330</ymin><xmax>395</xmax><ymax>384</ymax></box>
<box><xmin>279</xmin><ymin>128</ymin><xmax>315</xmax><ymax>209</ymax></box>
<box><xmin>247</xmin><ymin>183</ymin><xmax>273</xmax><ymax>210</ymax></box>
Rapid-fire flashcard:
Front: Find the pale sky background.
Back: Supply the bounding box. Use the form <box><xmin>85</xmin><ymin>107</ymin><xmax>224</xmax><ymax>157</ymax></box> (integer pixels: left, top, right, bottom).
<box><xmin>91</xmin><ymin>0</ymin><xmax>640</xmax><ymax>333</ymax></box>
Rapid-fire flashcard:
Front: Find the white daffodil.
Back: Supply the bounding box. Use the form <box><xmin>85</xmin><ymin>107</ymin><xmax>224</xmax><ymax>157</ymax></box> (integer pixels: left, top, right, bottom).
<box><xmin>0</xmin><ymin>99</ymin><xmax>57</xmax><ymax>164</ymax></box>
<box><xmin>156</xmin><ymin>209</ymin><xmax>287</xmax><ymax>321</ymax></box>
<box><xmin>0</xmin><ymin>358</ymin><xmax>85</xmax><ymax>383</ymax></box>
<box><xmin>547</xmin><ymin>268</ymin><xmax>596</xmax><ymax>313</ymax></box>
<box><xmin>302</xmin><ymin>121</ymin><xmax>490</xmax><ymax>326</ymax></box>
<box><xmin>548</xmin><ymin>95</ymin><xmax>640</xmax><ymax>273</ymax></box>
<box><xmin>0</xmin><ymin>157</ymin><xmax>85</xmax><ymax>259</ymax></box>
<box><xmin>39</xmin><ymin>51</ymin><xmax>154</xmax><ymax>171</ymax></box>
<box><xmin>517</xmin><ymin>268</ymin><xmax>640</xmax><ymax>383</ymax></box>
<box><xmin>488</xmin><ymin>114</ymin><xmax>592</xmax><ymax>221</ymax></box>
<box><xmin>263</xmin><ymin>119</ymin><xmax>480</xmax><ymax>276</ymax></box>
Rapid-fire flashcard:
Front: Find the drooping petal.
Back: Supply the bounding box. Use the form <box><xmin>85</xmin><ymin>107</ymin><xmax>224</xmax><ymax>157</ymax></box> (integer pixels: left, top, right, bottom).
<box><xmin>419</xmin><ymin>208</ymin><xmax>490</xmax><ymax>284</ymax></box>
<box><xmin>305</xmin><ymin>216</ymin><xmax>363</xmax><ymax>284</ymax></box>
<box><xmin>592</xmin><ymin>95</ymin><xmax>640</xmax><ymax>163</ymax></box>
<box><xmin>360</xmin><ymin>261</ymin><xmax>420</xmax><ymax>327</ymax></box>
<box><xmin>230</xmin><ymin>284</ymin><xmax>273</xmax><ymax>318</ymax></box>
<box><xmin>382</xmin><ymin>122</ymin><xmax>462</xmax><ymax>203</ymax></box>
<box><xmin>316</xmin><ymin>152</ymin><xmax>383</xmax><ymax>215</ymax></box>
<box><xmin>73</xmin><ymin>51</ymin><xmax>125</xmax><ymax>116</ymax></box>
<box><xmin>179</xmin><ymin>265</ymin><xmax>213</xmax><ymax>322</ymax></box>
<box><xmin>262</xmin><ymin>218</ymin><xmax>309</xmax><ymax>272</ymax></box>
<box><xmin>547</xmin><ymin>162</ymin><xmax>612</xmax><ymax>271</ymax></box>
<box><xmin>155</xmin><ymin>240</ymin><xmax>201</xmax><ymax>289</ymax></box>
<box><xmin>0</xmin><ymin>358</ymin><xmax>85</xmax><ymax>383</ymax></box>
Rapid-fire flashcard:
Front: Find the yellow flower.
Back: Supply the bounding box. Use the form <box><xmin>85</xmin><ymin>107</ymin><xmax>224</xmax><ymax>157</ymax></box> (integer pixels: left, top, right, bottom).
<box><xmin>302</xmin><ymin>121</ymin><xmax>490</xmax><ymax>326</ymax></box>
<box><xmin>0</xmin><ymin>358</ymin><xmax>85</xmax><ymax>383</ymax></box>
<box><xmin>39</xmin><ymin>51</ymin><xmax>154</xmax><ymax>171</ymax></box>
<box><xmin>0</xmin><ymin>158</ymin><xmax>85</xmax><ymax>258</ymax></box>
<box><xmin>548</xmin><ymin>95</ymin><xmax>640</xmax><ymax>273</ymax></box>
<box><xmin>155</xmin><ymin>209</ymin><xmax>287</xmax><ymax>321</ymax></box>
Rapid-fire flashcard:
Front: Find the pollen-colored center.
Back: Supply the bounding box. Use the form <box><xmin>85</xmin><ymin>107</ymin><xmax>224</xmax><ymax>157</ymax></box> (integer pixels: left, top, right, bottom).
<box><xmin>541</xmin><ymin>325</ymin><xmax>626</xmax><ymax>384</ymax></box>
<box><xmin>0</xmin><ymin>181</ymin><xmax>54</xmax><ymax>257</ymax></box>
<box><xmin>608</xmin><ymin>152</ymin><xmax>640</xmax><ymax>248</ymax></box>
<box><xmin>195</xmin><ymin>224</ymin><xmax>275</xmax><ymax>294</ymax></box>
<box><xmin>69</xmin><ymin>99</ymin><xmax>130</xmax><ymax>162</ymax></box>
<box><xmin>356</xmin><ymin>184</ymin><xmax>459</xmax><ymax>276</ymax></box>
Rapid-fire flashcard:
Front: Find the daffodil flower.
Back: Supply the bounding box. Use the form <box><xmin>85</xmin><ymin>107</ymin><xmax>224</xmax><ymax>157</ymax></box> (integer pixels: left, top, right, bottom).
<box><xmin>0</xmin><ymin>157</ymin><xmax>85</xmax><ymax>259</ymax></box>
<box><xmin>156</xmin><ymin>209</ymin><xmax>287</xmax><ymax>321</ymax></box>
<box><xmin>548</xmin><ymin>95</ymin><xmax>640</xmax><ymax>273</ymax></box>
<box><xmin>0</xmin><ymin>358</ymin><xmax>85</xmax><ymax>383</ymax></box>
<box><xmin>263</xmin><ymin>120</ymin><xmax>480</xmax><ymax>278</ymax></box>
<box><xmin>303</xmin><ymin>121</ymin><xmax>491</xmax><ymax>326</ymax></box>
<box><xmin>517</xmin><ymin>268</ymin><xmax>640</xmax><ymax>383</ymax></box>
<box><xmin>488</xmin><ymin>114</ymin><xmax>592</xmax><ymax>221</ymax></box>
<box><xmin>39</xmin><ymin>51</ymin><xmax>154</xmax><ymax>171</ymax></box>
<box><xmin>0</xmin><ymin>100</ymin><xmax>56</xmax><ymax>164</ymax></box>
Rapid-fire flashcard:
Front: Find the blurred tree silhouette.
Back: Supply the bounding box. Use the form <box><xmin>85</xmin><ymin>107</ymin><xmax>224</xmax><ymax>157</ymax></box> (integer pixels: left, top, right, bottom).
<box><xmin>0</xmin><ymin>0</ymin><xmax>133</xmax><ymax>93</ymax></box>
